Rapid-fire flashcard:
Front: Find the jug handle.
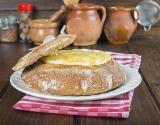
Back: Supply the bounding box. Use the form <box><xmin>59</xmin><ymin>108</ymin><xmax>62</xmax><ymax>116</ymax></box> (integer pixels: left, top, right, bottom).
<box><xmin>96</xmin><ymin>5</ymin><xmax>107</xmax><ymax>27</ymax></box>
<box><xmin>131</xmin><ymin>8</ymin><xmax>140</xmax><ymax>23</ymax></box>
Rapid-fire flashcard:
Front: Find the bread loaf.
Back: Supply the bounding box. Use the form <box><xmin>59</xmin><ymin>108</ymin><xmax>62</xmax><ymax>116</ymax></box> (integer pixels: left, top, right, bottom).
<box><xmin>12</xmin><ymin>34</ymin><xmax>125</xmax><ymax>96</ymax></box>
<box><xmin>22</xmin><ymin>50</ymin><xmax>125</xmax><ymax>95</ymax></box>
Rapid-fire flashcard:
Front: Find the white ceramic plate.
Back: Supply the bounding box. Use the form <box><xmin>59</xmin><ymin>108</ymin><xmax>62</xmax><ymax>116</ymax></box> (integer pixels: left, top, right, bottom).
<box><xmin>10</xmin><ymin>65</ymin><xmax>142</xmax><ymax>101</ymax></box>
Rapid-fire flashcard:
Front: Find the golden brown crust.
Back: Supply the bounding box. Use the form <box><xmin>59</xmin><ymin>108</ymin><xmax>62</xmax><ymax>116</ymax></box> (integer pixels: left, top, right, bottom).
<box><xmin>12</xmin><ymin>34</ymin><xmax>76</xmax><ymax>71</ymax></box>
<box><xmin>22</xmin><ymin>59</ymin><xmax>125</xmax><ymax>96</ymax></box>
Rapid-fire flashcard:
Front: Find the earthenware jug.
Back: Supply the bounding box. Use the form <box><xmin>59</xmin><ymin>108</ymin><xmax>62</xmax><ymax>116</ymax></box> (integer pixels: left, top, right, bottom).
<box><xmin>66</xmin><ymin>3</ymin><xmax>106</xmax><ymax>46</ymax></box>
<box><xmin>104</xmin><ymin>7</ymin><xmax>140</xmax><ymax>44</ymax></box>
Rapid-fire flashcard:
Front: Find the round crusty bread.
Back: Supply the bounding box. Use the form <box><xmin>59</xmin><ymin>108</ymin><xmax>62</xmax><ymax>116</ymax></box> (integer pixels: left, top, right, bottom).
<box><xmin>22</xmin><ymin>59</ymin><xmax>125</xmax><ymax>96</ymax></box>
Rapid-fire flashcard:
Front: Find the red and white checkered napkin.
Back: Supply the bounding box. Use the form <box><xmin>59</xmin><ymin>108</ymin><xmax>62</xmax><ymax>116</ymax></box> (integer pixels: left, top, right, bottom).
<box><xmin>13</xmin><ymin>49</ymin><xmax>141</xmax><ymax>118</ymax></box>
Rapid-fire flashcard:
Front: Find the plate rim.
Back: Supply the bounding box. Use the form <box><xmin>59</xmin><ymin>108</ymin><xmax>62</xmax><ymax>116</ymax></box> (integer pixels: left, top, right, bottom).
<box><xmin>10</xmin><ymin>64</ymin><xmax>142</xmax><ymax>101</ymax></box>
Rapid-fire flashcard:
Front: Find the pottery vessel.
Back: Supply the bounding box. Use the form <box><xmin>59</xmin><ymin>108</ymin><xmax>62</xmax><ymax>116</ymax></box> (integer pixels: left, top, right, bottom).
<box><xmin>66</xmin><ymin>3</ymin><xmax>106</xmax><ymax>46</ymax></box>
<box><xmin>29</xmin><ymin>6</ymin><xmax>66</xmax><ymax>45</ymax></box>
<box><xmin>29</xmin><ymin>19</ymin><xmax>59</xmax><ymax>45</ymax></box>
<box><xmin>104</xmin><ymin>7</ymin><xmax>140</xmax><ymax>44</ymax></box>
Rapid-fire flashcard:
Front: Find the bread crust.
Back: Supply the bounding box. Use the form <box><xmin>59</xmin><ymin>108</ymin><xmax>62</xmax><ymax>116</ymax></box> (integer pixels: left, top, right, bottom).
<box><xmin>12</xmin><ymin>34</ymin><xmax>76</xmax><ymax>71</ymax></box>
<box><xmin>22</xmin><ymin>59</ymin><xmax>125</xmax><ymax>96</ymax></box>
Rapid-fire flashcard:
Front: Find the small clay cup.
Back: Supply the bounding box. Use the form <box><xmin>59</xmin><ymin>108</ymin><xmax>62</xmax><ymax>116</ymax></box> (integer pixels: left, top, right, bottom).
<box><xmin>29</xmin><ymin>19</ymin><xmax>59</xmax><ymax>45</ymax></box>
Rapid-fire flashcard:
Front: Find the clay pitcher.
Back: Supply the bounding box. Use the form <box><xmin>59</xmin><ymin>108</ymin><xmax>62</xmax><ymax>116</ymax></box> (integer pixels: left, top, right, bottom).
<box><xmin>104</xmin><ymin>7</ymin><xmax>140</xmax><ymax>44</ymax></box>
<box><xmin>66</xmin><ymin>3</ymin><xmax>106</xmax><ymax>46</ymax></box>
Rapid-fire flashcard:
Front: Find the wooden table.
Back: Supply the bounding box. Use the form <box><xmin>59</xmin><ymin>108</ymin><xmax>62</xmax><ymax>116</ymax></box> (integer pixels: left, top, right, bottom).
<box><xmin>0</xmin><ymin>37</ymin><xmax>160</xmax><ymax>125</ymax></box>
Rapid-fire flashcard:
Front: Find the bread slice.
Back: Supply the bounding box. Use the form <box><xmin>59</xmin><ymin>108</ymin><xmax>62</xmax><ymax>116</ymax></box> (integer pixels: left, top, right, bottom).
<box><xmin>12</xmin><ymin>34</ymin><xmax>76</xmax><ymax>71</ymax></box>
<box><xmin>22</xmin><ymin>50</ymin><xmax>125</xmax><ymax>96</ymax></box>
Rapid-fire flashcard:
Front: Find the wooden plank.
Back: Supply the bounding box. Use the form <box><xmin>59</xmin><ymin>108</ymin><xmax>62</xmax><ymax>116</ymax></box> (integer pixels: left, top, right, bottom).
<box><xmin>134</xmin><ymin>26</ymin><xmax>160</xmax><ymax>38</ymax></box>
<box><xmin>79</xmin><ymin>81</ymin><xmax>160</xmax><ymax>125</ymax></box>
<box><xmin>0</xmin><ymin>0</ymin><xmax>143</xmax><ymax>11</ymax></box>
<box><xmin>0</xmin><ymin>0</ymin><xmax>63</xmax><ymax>11</ymax></box>
<box><xmin>2</xmin><ymin>0</ymin><xmax>160</xmax><ymax>11</ymax></box>
<box><xmin>0</xmin><ymin>86</ymin><xmax>74</xmax><ymax>125</ymax></box>
<box><xmin>0</xmin><ymin>43</ymin><xmax>33</xmax><ymax>98</ymax></box>
<box><xmin>0</xmin><ymin>10</ymin><xmax>55</xmax><ymax>19</ymax></box>
<box><xmin>127</xmin><ymin>37</ymin><xmax>160</xmax><ymax>108</ymax></box>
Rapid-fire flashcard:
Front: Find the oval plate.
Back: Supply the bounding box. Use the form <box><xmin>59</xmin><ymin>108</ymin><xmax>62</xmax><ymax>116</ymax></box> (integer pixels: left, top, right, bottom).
<box><xmin>10</xmin><ymin>65</ymin><xmax>142</xmax><ymax>101</ymax></box>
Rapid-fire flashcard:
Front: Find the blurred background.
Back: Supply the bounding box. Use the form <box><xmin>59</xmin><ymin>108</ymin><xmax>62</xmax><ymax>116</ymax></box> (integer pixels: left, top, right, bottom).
<box><xmin>0</xmin><ymin>0</ymin><xmax>159</xmax><ymax>39</ymax></box>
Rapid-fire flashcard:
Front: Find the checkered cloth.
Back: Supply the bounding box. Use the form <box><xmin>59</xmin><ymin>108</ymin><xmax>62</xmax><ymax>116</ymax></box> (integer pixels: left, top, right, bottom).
<box><xmin>13</xmin><ymin>49</ymin><xmax>141</xmax><ymax>118</ymax></box>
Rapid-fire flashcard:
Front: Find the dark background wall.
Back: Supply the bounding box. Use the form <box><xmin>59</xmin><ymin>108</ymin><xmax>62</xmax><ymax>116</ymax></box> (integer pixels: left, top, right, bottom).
<box><xmin>0</xmin><ymin>0</ymin><xmax>160</xmax><ymax>38</ymax></box>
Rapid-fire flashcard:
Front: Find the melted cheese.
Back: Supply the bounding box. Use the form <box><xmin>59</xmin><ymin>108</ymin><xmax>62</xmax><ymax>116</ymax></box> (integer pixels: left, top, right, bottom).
<box><xmin>42</xmin><ymin>50</ymin><xmax>111</xmax><ymax>66</ymax></box>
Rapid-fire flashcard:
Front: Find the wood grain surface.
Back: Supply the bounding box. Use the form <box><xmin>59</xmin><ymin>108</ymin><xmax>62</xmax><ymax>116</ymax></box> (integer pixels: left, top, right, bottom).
<box><xmin>0</xmin><ymin>38</ymin><xmax>160</xmax><ymax>125</ymax></box>
<box><xmin>0</xmin><ymin>0</ymin><xmax>160</xmax><ymax>124</ymax></box>
<box><xmin>128</xmin><ymin>37</ymin><xmax>160</xmax><ymax>110</ymax></box>
<box><xmin>0</xmin><ymin>43</ymin><xmax>33</xmax><ymax>98</ymax></box>
<box><xmin>0</xmin><ymin>0</ymin><xmax>142</xmax><ymax>11</ymax></box>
